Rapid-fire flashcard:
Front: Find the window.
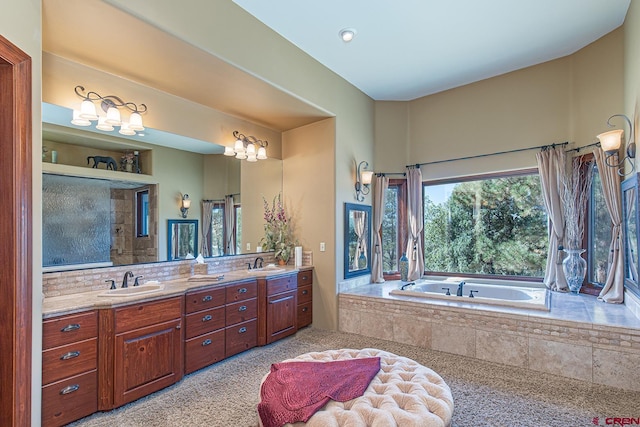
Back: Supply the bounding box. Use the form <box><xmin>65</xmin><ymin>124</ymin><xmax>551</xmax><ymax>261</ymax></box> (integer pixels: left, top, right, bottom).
<box><xmin>422</xmin><ymin>170</ymin><xmax>548</xmax><ymax>278</ymax></box>
<box><xmin>136</xmin><ymin>189</ymin><xmax>149</xmax><ymax>237</ymax></box>
<box><xmin>586</xmin><ymin>160</ymin><xmax>611</xmax><ymax>292</ymax></box>
<box><xmin>210</xmin><ymin>204</ymin><xmax>225</xmax><ymax>257</ymax></box>
<box><xmin>235</xmin><ymin>204</ymin><xmax>242</xmax><ymax>254</ymax></box>
<box><xmin>381</xmin><ymin>179</ymin><xmax>406</xmax><ymax>278</ymax></box>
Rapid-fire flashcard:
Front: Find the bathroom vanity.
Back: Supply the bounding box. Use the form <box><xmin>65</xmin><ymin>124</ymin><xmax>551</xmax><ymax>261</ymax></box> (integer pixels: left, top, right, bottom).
<box><xmin>41</xmin><ymin>267</ymin><xmax>313</xmax><ymax>427</ymax></box>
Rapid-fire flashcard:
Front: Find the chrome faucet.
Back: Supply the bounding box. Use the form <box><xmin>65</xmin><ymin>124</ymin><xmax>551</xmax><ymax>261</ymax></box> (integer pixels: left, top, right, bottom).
<box><xmin>122</xmin><ymin>271</ymin><xmax>134</xmax><ymax>288</ymax></box>
<box><xmin>456</xmin><ymin>281</ymin><xmax>465</xmax><ymax>297</ymax></box>
<box><xmin>253</xmin><ymin>257</ymin><xmax>264</xmax><ymax>269</ymax></box>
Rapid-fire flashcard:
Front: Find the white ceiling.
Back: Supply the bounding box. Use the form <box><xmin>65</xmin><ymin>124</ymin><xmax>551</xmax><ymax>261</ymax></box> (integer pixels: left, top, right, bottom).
<box><xmin>233</xmin><ymin>0</ymin><xmax>631</xmax><ymax>101</ymax></box>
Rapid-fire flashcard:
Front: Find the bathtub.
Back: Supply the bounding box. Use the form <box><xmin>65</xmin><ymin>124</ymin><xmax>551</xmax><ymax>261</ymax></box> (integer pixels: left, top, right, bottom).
<box><xmin>389</xmin><ymin>279</ymin><xmax>549</xmax><ymax>311</ymax></box>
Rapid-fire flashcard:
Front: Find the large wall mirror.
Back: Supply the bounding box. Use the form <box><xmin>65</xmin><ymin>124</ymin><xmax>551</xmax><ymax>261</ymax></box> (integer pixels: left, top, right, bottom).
<box><xmin>42</xmin><ymin>104</ymin><xmax>283</xmax><ymax>271</ymax></box>
<box><xmin>622</xmin><ymin>174</ymin><xmax>640</xmax><ymax>298</ymax></box>
<box><xmin>344</xmin><ymin>203</ymin><xmax>372</xmax><ymax>279</ymax></box>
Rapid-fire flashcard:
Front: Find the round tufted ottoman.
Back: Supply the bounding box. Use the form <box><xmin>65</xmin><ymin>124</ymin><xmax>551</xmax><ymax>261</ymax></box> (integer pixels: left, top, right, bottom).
<box><xmin>258</xmin><ymin>348</ymin><xmax>454</xmax><ymax>427</ymax></box>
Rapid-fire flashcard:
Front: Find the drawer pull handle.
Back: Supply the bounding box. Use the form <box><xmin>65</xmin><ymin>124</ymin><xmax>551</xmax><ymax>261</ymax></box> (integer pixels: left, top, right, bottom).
<box><xmin>238</xmin><ymin>305</ymin><xmax>247</xmax><ymax>312</ymax></box>
<box><xmin>302</xmin><ymin>275</ymin><xmax>309</xmax><ymax>280</ymax></box>
<box><xmin>302</xmin><ymin>307</ymin><xmax>308</xmax><ymax>312</ymax></box>
<box><xmin>202</xmin><ymin>339</ymin><xmax>212</xmax><ymax>346</ymax></box>
<box><xmin>202</xmin><ymin>315</ymin><xmax>213</xmax><ymax>322</ymax></box>
<box><xmin>302</xmin><ymin>290</ymin><xmax>308</xmax><ymax>295</ymax></box>
<box><xmin>202</xmin><ymin>295</ymin><xmax>213</xmax><ymax>302</ymax></box>
<box><xmin>238</xmin><ymin>327</ymin><xmax>247</xmax><ymax>334</ymax></box>
<box><xmin>60</xmin><ymin>384</ymin><xmax>79</xmax><ymax>395</ymax></box>
<box><xmin>238</xmin><ymin>287</ymin><xmax>247</xmax><ymax>294</ymax></box>
<box><xmin>60</xmin><ymin>351</ymin><xmax>80</xmax><ymax>360</ymax></box>
<box><xmin>61</xmin><ymin>324</ymin><xmax>80</xmax><ymax>332</ymax></box>
<box><xmin>270</xmin><ymin>295</ymin><xmax>294</xmax><ymax>304</ymax></box>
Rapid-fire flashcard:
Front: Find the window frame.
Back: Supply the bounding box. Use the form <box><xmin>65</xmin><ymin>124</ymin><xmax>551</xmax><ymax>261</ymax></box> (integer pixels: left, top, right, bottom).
<box><xmin>135</xmin><ymin>189</ymin><xmax>149</xmax><ymax>238</ymax></box>
<box><xmin>382</xmin><ymin>179</ymin><xmax>407</xmax><ymax>281</ymax></box>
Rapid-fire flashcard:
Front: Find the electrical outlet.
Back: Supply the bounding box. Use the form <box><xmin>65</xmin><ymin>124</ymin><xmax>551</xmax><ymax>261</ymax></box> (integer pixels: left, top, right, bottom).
<box><xmin>320</xmin><ymin>242</ymin><xmax>326</xmax><ymax>252</ymax></box>
<box><xmin>246</xmin><ymin>242</ymin><xmax>251</xmax><ymax>251</ymax></box>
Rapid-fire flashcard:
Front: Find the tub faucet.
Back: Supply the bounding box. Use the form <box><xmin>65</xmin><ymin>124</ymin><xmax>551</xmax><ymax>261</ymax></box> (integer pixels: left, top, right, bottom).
<box><xmin>122</xmin><ymin>271</ymin><xmax>134</xmax><ymax>288</ymax></box>
<box><xmin>456</xmin><ymin>281</ymin><xmax>465</xmax><ymax>297</ymax></box>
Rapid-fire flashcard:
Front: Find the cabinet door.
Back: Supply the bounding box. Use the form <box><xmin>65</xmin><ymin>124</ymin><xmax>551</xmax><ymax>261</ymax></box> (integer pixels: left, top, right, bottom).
<box><xmin>113</xmin><ymin>318</ymin><xmax>182</xmax><ymax>408</ymax></box>
<box><xmin>266</xmin><ymin>290</ymin><xmax>297</xmax><ymax>344</ymax></box>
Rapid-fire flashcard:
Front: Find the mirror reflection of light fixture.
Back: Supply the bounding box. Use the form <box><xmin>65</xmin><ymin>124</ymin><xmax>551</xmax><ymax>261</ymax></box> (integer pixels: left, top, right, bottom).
<box><xmin>180</xmin><ymin>194</ymin><xmax>191</xmax><ymax>218</ymax></box>
<box><xmin>596</xmin><ymin>114</ymin><xmax>636</xmax><ymax>176</ymax></box>
<box><xmin>224</xmin><ymin>131</ymin><xmax>268</xmax><ymax>162</ymax></box>
<box><xmin>71</xmin><ymin>85</ymin><xmax>147</xmax><ymax>135</ymax></box>
<box><xmin>355</xmin><ymin>160</ymin><xmax>373</xmax><ymax>202</ymax></box>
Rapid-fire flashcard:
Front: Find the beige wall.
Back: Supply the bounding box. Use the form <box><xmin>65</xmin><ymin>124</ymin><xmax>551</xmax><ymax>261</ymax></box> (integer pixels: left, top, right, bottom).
<box><xmin>374</xmin><ymin>32</ymin><xmax>624</xmax><ymax>181</ymax></box>
<box><xmin>625</xmin><ymin>0</ymin><xmax>640</xmax><ymax>176</ymax></box>
<box><xmin>283</xmin><ymin>118</ymin><xmax>336</xmax><ymax>330</ymax></box>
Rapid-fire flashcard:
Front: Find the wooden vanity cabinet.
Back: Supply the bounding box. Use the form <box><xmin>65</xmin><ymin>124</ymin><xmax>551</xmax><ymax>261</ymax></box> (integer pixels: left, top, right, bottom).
<box><xmin>99</xmin><ymin>297</ymin><xmax>183</xmax><ymax>409</ymax></box>
<box><xmin>42</xmin><ymin>310</ymin><xmax>98</xmax><ymax>427</ymax></box>
<box><xmin>297</xmin><ymin>269</ymin><xmax>313</xmax><ymax>328</ymax></box>
<box><xmin>259</xmin><ymin>273</ymin><xmax>298</xmax><ymax>345</ymax></box>
<box><xmin>184</xmin><ymin>286</ymin><xmax>226</xmax><ymax>374</ymax></box>
<box><xmin>225</xmin><ymin>279</ymin><xmax>258</xmax><ymax>357</ymax></box>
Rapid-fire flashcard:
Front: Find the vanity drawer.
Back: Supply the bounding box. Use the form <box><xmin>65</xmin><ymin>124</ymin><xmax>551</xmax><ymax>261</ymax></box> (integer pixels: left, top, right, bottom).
<box><xmin>42</xmin><ymin>337</ymin><xmax>97</xmax><ymax>385</ymax></box>
<box><xmin>266</xmin><ymin>274</ymin><xmax>297</xmax><ymax>296</ymax></box>
<box><xmin>225</xmin><ymin>319</ymin><xmax>257</xmax><ymax>357</ymax></box>
<box><xmin>226</xmin><ymin>297</ymin><xmax>257</xmax><ymax>326</ymax></box>
<box><xmin>185</xmin><ymin>306</ymin><xmax>225</xmax><ymax>339</ymax></box>
<box><xmin>297</xmin><ymin>301</ymin><xmax>312</xmax><ymax>328</ymax></box>
<box><xmin>43</xmin><ymin>311</ymin><xmax>98</xmax><ymax>350</ymax></box>
<box><xmin>184</xmin><ymin>329</ymin><xmax>225</xmax><ymax>374</ymax></box>
<box><xmin>114</xmin><ymin>297</ymin><xmax>182</xmax><ymax>333</ymax></box>
<box><xmin>185</xmin><ymin>286</ymin><xmax>226</xmax><ymax>314</ymax></box>
<box><xmin>42</xmin><ymin>370</ymin><xmax>97</xmax><ymax>427</ymax></box>
<box><xmin>297</xmin><ymin>270</ymin><xmax>312</xmax><ymax>286</ymax></box>
<box><xmin>225</xmin><ymin>280</ymin><xmax>257</xmax><ymax>303</ymax></box>
<box><xmin>297</xmin><ymin>285</ymin><xmax>312</xmax><ymax>305</ymax></box>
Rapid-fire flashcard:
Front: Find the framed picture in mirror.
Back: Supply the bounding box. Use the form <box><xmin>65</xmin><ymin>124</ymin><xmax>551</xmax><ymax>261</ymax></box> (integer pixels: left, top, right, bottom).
<box><xmin>168</xmin><ymin>219</ymin><xmax>198</xmax><ymax>261</ymax></box>
<box><xmin>344</xmin><ymin>203</ymin><xmax>372</xmax><ymax>279</ymax></box>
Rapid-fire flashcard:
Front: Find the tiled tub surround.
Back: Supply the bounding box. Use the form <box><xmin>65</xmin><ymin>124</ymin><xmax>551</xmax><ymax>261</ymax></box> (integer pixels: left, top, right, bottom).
<box><xmin>42</xmin><ymin>252</ymin><xmax>277</xmax><ymax>298</ymax></box>
<box><xmin>339</xmin><ymin>281</ymin><xmax>640</xmax><ymax>391</ymax></box>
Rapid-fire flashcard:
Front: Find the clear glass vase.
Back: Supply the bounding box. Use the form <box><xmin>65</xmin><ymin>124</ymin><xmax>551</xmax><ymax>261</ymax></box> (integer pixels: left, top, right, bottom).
<box><xmin>562</xmin><ymin>248</ymin><xmax>587</xmax><ymax>293</ymax></box>
<box><xmin>399</xmin><ymin>253</ymin><xmax>409</xmax><ymax>281</ymax></box>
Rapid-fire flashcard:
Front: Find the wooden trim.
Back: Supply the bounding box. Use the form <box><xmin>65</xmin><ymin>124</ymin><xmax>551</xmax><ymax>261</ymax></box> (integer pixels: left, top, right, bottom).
<box><xmin>0</xmin><ymin>34</ymin><xmax>32</xmax><ymax>427</ymax></box>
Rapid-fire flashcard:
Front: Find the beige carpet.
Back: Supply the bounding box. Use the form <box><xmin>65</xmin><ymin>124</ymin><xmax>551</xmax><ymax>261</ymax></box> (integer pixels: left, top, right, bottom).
<box><xmin>68</xmin><ymin>327</ymin><xmax>637</xmax><ymax>427</ymax></box>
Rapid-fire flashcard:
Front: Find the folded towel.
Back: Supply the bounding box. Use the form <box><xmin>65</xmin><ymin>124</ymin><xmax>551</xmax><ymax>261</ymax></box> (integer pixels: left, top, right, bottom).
<box><xmin>258</xmin><ymin>357</ymin><xmax>381</xmax><ymax>427</ymax></box>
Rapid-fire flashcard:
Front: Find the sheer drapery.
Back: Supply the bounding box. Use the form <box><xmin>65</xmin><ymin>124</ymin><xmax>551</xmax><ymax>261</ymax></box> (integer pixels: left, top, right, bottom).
<box><xmin>406</xmin><ymin>167</ymin><xmax>424</xmax><ymax>281</ymax></box>
<box><xmin>200</xmin><ymin>200</ymin><xmax>215</xmax><ymax>257</ymax></box>
<box><xmin>352</xmin><ymin>210</ymin><xmax>366</xmax><ymax>270</ymax></box>
<box><xmin>625</xmin><ymin>185</ymin><xmax>638</xmax><ymax>282</ymax></box>
<box><xmin>536</xmin><ymin>147</ymin><xmax>569</xmax><ymax>291</ymax></box>
<box><xmin>224</xmin><ymin>195</ymin><xmax>236</xmax><ymax>255</ymax></box>
<box><xmin>594</xmin><ymin>148</ymin><xmax>624</xmax><ymax>303</ymax></box>
<box><xmin>371</xmin><ymin>175</ymin><xmax>389</xmax><ymax>283</ymax></box>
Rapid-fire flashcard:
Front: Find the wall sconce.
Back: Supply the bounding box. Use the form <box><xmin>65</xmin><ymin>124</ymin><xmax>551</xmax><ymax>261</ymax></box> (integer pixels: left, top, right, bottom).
<box><xmin>224</xmin><ymin>131</ymin><xmax>268</xmax><ymax>162</ymax></box>
<box><xmin>180</xmin><ymin>194</ymin><xmax>191</xmax><ymax>218</ymax></box>
<box><xmin>355</xmin><ymin>160</ymin><xmax>374</xmax><ymax>202</ymax></box>
<box><xmin>71</xmin><ymin>85</ymin><xmax>147</xmax><ymax>136</ymax></box>
<box><xmin>596</xmin><ymin>114</ymin><xmax>636</xmax><ymax>176</ymax></box>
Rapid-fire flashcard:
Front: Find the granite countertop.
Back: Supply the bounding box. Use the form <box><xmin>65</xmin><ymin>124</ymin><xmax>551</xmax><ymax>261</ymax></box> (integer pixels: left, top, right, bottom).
<box><xmin>42</xmin><ymin>265</ymin><xmax>311</xmax><ymax>319</ymax></box>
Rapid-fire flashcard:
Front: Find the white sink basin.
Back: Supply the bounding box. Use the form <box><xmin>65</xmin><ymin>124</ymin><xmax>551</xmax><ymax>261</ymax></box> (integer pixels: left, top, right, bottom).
<box><xmin>98</xmin><ymin>283</ymin><xmax>164</xmax><ymax>297</ymax></box>
<box><xmin>243</xmin><ymin>265</ymin><xmax>286</xmax><ymax>275</ymax></box>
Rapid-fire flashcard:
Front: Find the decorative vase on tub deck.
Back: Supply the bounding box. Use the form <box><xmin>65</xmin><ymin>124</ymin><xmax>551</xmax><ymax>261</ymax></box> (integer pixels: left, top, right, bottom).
<box><xmin>562</xmin><ymin>248</ymin><xmax>586</xmax><ymax>293</ymax></box>
<box><xmin>399</xmin><ymin>253</ymin><xmax>409</xmax><ymax>282</ymax></box>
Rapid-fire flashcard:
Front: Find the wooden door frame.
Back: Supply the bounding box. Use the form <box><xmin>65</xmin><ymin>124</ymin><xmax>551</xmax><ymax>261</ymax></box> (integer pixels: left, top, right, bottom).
<box><xmin>0</xmin><ymin>34</ymin><xmax>33</xmax><ymax>426</ymax></box>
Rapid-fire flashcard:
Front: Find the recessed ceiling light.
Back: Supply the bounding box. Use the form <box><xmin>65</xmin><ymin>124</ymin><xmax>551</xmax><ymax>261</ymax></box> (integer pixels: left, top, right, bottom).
<box><xmin>339</xmin><ymin>28</ymin><xmax>357</xmax><ymax>43</ymax></box>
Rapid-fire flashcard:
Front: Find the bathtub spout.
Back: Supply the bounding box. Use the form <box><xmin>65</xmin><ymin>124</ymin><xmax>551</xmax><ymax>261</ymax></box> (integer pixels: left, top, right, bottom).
<box><xmin>401</xmin><ymin>282</ymin><xmax>415</xmax><ymax>290</ymax></box>
<box><xmin>456</xmin><ymin>281</ymin><xmax>465</xmax><ymax>297</ymax></box>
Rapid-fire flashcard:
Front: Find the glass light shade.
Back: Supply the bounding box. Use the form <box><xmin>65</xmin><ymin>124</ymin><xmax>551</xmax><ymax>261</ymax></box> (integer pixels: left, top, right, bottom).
<box><xmin>257</xmin><ymin>146</ymin><xmax>267</xmax><ymax>160</ymax></box>
<box><xmin>247</xmin><ymin>154</ymin><xmax>258</xmax><ymax>162</ymax></box>
<box><xmin>118</xmin><ymin>122</ymin><xmax>136</xmax><ymax>136</ymax></box>
<box><xmin>234</xmin><ymin>139</ymin><xmax>246</xmax><ymax>154</ymax></box>
<box><xmin>71</xmin><ymin>110</ymin><xmax>91</xmax><ymax>126</ymax></box>
<box><xmin>182</xmin><ymin>197</ymin><xmax>191</xmax><ymax>209</ymax></box>
<box><xmin>597</xmin><ymin>129</ymin><xmax>624</xmax><ymax>153</ymax></box>
<box><xmin>95</xmin><ymin>116</ymin><xmax>114</xmax><ymax>131</ymax></box>
<box><xmin>79</xmin><ymin>99</ymin><xmax>98</xmax><ymax>120</ymax></box>
<box><xmin>235</xmin><ymin>151</ymin><xmax>247</xmax><ymax>160</ymax></box>
<box><xmin>246</xmin><ymin>143</ymin><xmax>256</xmax><ymax>156</ymax></box>
<box><xmin>224</xmin><ymin>146</ymin><xmax>235</xmax><ymax>156</ymax></box>
<box><xmin>361</xmin><ymin>170</ymin><xmax>374</xmax><ymax>185</ymax></box>
<box><xmin>105</xmin><ymin>106</ymin><xmax>122</xmax><ymax>126</ymax></box>
<box><xmin>128</xmin><ymin>112</ymin><xmax>144</xmax><ymax>131</ymax></box>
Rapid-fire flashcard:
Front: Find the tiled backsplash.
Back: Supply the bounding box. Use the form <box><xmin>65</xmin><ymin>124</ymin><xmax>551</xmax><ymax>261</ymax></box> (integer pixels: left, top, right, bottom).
<box><xmin>43</xmin><ymin>253</ymin><xmax>277</xmax><ymax>297</ymax></box>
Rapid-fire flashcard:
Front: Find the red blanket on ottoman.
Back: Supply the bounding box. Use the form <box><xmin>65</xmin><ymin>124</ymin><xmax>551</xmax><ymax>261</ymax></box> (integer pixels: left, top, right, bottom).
<box><xmin>258</xmin><ymin>357</ymin><xmax>381</xmax><ymax>427</ymax></box>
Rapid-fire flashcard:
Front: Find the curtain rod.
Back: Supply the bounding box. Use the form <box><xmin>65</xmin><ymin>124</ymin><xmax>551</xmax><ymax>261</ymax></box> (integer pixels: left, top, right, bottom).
<box><xmin>407</xmin><ymin>141</ymin><xmax>570</xmax><ymax>169</ymax></box>
<box><xmin>202</xmin><ymin>193</ymin><xmax>240</xmax><ymax>203</ymax></box>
